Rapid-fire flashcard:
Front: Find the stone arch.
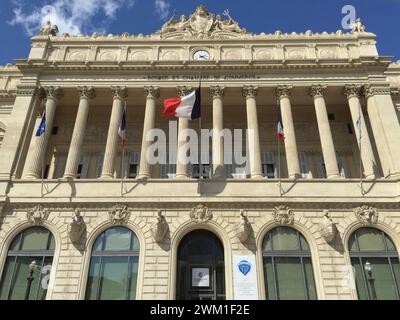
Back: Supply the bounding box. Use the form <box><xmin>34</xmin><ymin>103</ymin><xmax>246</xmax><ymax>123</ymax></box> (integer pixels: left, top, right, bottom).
<box><xmin>77</xmin><ymin>216</ymin><xmax>148</xmax><ymax>300</ymax></box>
<box><xmin>255</xmin><ymin>215</ymin><xmax>325</xmax><ymax>300</ymax></box>
<box><xmin>0</xmin><ymin>218</ymin><xmax>62</xmax><ymax>300</ymax></box>
<box><xmin>168</xmin><ymin>217</ymin><xmax>234</xmax><ymax>300</ymax></box>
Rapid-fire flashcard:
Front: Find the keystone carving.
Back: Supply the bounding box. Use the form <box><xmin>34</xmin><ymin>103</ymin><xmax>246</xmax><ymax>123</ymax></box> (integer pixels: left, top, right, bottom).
<box><xmin>234</xmin><ymin>209</ymin><xmax>252</xmax><ymax>243</ymax></box>
<box><xmin>190</xmin><ymin>203</ymin><xmax>212</xmax><ymax>224</ymax></box>
<box><xmin>272</xmin><ymin>205</ymin><xmax>294</xmax><ymax>225</ymax></box>
<box><xmin>109</xmin><ymin>205</ymin><xmax>130</xmax><ymax>225</ymax></box>
<box><xmin>68</xmin><ymin>209</ymin><xmax>86</xmax><ymax>243</ymax></box>
<box><xmin>354</xmin><ymin>205</ymin><xmax>378</xmax><ymax>225</ymax></box>
<box><xmin>27</xmin><ymin>205</ymin><xmax>50</xmax><ymax>225</ymax></box>
<box><xmin>151</xmin><ymin>210</ymin><xmax>168</xmax><ymax>242</ymax></box>
<box><xmin>319</xmin><ymin>210</ymin><xmax>337</xmax><ymax>243</ymax></box>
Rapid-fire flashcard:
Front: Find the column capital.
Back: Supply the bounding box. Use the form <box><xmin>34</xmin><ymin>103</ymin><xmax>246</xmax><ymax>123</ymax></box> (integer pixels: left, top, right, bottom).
<box><xmin>77</xmin><ymin>86</ymin><xmax>96</xmax><ymax>100</ymax></box>
<box><xmin>344</xmin><ymin>84</ymin><xmax>362</xmax><ymax>99</ymax></box>
<box><xmin>43</xmin><ymin>86</ymin><xmax>63</xmax><ymax>101</ymax></box>
<box><xmin>110</xmin><ymin>86</ymin><xmax>128</xmax><ymax>101</ymax></box>
<box><xmin>276</xmin><ymin>85</ymin><xmax>293</xmax><ymax>98</ymax></box>
<box><xmin>363</xmin><ymin>85</ymin><xmax>391</xmax><ymax>99</ymax></box>
<box><xmin>209</xmin><ymin>85</ymin><xmax>225</xmax><ymax>99</ymax></box>
<box><xmin>242</xmin><ymin>85</ymin><xmax>258</xmax><ymax>98</ymax></box>
<box><xmin>144</xmin><ymin>86</ymin><xmax>160</xmax><ymax>99</ymax></box>
<box><xmin>309</xmin><ymin>84</ymin><xmax>327</xmax><ymax>98</ymax></box>
<box><xmin>176</xmin><ymin>86</ymin><xmax>192</xmax><ymax>97</ymax></box>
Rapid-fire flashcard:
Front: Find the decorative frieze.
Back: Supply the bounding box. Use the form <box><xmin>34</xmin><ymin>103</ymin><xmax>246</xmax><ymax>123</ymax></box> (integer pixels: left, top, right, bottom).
<box><xmin>110</xmin><ymin>86</ymin><xmax>128</xmax><ymax>100</ymax></box>
<box><xmin>234</xmin><ymin>209</ymin><xmax>251</xmax><ymax>243</ymax></box>
<box><xmin>68</xmin><ymin>209</ymin><xmax>86</xmax><ymax>243</ymax></box>
<box><xmin>209</xmin><ymin>85</ymin><xmax>225</xmax><ymax>99</ymax></box>
<box><xmin>318</xmin><ymin>210</ymin><xmax>337</xmax><ymax>243</ymax></box>
<box><xmin>276</xmin><ymin>85</ymin><xmax>293</xmax><ymax>98</ymax></box>
<box><xmin>309</xmin><ymin>84</ymin><xmax>327</xmax><ymax>98</ymax></box>
<box><xmin>354</xmin><ymin>205</ymin><xmax>379</xmax><ymax>225</ymax></box>
<box><xmin>109</xmin><ymin>205</ymin><xmax>131</xmax><ymax>225</ymax></box>
<box><xmin>190</xmin><ymin>203</ymin><xmax>212</xmax><ymax>224</ymax></box>
<box><xmin>27</xmin><ymin>205</ymin><xmax>49</xmax><ymax>225</ymax></box>
<box><xmin>242</xmin><ymin>85</ymin><xmax>258</xmax><ymax>98</ymax></box>
<box><xmin>272</xmin><ymin>205</ymin><xmax>294</xmax><ymax>225</ymax></box>
<box><xmin>151</xmin><ymin>210</ymin><xmax>168</xmax><ymax>242</ymax></box>
<box><xmin>77</xmin><ymin>86</ymin><xmax>96</xmax><ymax>100</ymax></box>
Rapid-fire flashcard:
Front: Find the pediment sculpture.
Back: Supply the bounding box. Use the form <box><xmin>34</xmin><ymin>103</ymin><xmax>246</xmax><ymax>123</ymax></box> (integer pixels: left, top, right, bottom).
<box><xmin>159</xmin><ymin>5</ymin><xmax>248</xmax><ymax>39</ymax></box>
<box><xmin>39</xmin><ymin>21</ymin><xmax>59</xmax><ymax>36</ymax></box>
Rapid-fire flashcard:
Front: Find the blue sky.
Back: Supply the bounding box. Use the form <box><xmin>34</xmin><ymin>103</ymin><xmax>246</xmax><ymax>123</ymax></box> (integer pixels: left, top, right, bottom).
<box><xmin>1</xmin><ymin>0</ymin><xmax>399</xmax><ymax>65</ymax></box>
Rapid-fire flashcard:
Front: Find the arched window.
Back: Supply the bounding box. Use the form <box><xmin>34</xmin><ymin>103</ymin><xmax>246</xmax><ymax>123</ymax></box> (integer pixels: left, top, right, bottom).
<box><xmin>349</xmin><ymin>227</ymin><xmax>400</xmax><ymax>300</ymax></box>
<box><xmin>0</xmin><ymin>227</ymin><xmax>55</xmax><ymax>300</ymax></box>
<box><xmin>85</xmin><ymin>227</ymin><xmax>140</xmax><ymax>300</ymax></box>
<box><xmin>262</xmin><ymin>227</ymin><xmax>317</xmax><ymax>300</ymax></box>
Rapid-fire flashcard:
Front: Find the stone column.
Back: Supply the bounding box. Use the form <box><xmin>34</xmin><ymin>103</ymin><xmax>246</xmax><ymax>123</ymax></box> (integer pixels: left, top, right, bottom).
<box><xmin>175</xmin><ymin>86</ymin><xmax>192</xmax><ymax>179</ymax></box>
<box><xmin>63</xmin><ymin>87</ymin><xmax>95</xmax><ymax>179</ymax></box>
<box><xmin>210</xmin><ymin>85</ymin><xmax>225</xmax><ymax>178</ymax></box>
<box><xmin>138</xmin><ymin>86</ymin><xmax>159</xmax><ymax>179</ymax></box>
<box><xmin>101</xmin><ymin>86</ymin><xmax>127</xmax><ymax>179</ymax></box>
<box><xmin>276</xmin><ymin>85</ymin><xmax>301</xmax><ymax>179</ymax></box>
<box><xmin>243</xmin><ymin>85</ymin><xmax>263</xmax><ymax>179</ymax></box>
<box><xmin>344</xmin><ymin>84</ymin><xmax>377</xmax><ymax>179</ymax></box>
<box><xmin>310</xmin><ymin>85</ymin><xmax>340</xmax><ymax>178</ymax></box>
<box><xmin>24</xmin><ymin>87</ymin><xmax>63</xmax><ymax>179</ymax></box>
<box><xmin>364</xmin><ymin>85</ymin><xmax>400</xmax><ymax>178</ymax></box>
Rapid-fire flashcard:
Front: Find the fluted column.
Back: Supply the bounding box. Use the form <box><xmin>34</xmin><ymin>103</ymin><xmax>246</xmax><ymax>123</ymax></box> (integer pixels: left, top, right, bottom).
<box><xmin>24</xmin><ymin>86</ymin><xmax>63</xmax><ymax>179</ymax></box>
<box><xmin>276</xmin><ymin>85</ymin><xmax>301</xmax><ymax>179</ymax></box>
<box><xmin>138</xmin><ymin>86</ymin><xmax>159</xmax><ymax>179</ymax></box>
<box><xmin>364</xmin><ymin>85</ymin><xmax>400</xmax><ymax>178</ymax></box>
<box><xmin>175</xmin><ymin>86</ymin><xmax>192</xmax><ymax>179</ymax></box>
<box><xmin>63</xmin><ymin>87</ymin><xmax>95</xmax><ymax>179</ymax></box>
<box><xmin>210</xmin><ymin>86</ymin><xmax>225</xmax><ymax>178</ymax></box>
<box><xmin>101</xmin><ymin>86</ymin><xmax>127</xmax><ymax>179</ymax></box>
<box><xmin>243</xmin><ymin>85</ymin><xmax>263</xmax><ymax>179</ymax></box>
<box><xmin>310</xmin><ymin>85</ymin><xmax>340</xmax><ymax>178</ymax></box>
<box><xmin>344</xmin><ymin>84</ymin><xmax>377</xmax><ymax>179</ymax></box>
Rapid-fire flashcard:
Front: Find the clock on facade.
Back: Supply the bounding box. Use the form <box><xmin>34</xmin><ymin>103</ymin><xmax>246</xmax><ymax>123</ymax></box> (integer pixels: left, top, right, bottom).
<box><xmin>193</xmin><ymin>50</ymin><xmax>210</xmax><ymax>61</ymax></box>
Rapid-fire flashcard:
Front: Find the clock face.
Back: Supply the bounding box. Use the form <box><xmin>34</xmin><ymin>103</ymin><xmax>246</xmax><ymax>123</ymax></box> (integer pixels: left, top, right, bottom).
<box><xmin>193</xmin><ymin>50</ymin><xmax>210</xmax><ymax>61</ymax></box>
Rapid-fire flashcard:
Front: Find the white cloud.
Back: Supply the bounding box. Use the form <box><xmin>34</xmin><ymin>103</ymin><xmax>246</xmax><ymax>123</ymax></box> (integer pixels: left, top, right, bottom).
<box><xmin>9</xmin><ymin>0</ymin><xmax>135</xmax><ymax>36</ymax></box>
<box><xmin>155</xmin><ymin>0</ymin><xmax>171</xmax><ymax>20</ymax></box>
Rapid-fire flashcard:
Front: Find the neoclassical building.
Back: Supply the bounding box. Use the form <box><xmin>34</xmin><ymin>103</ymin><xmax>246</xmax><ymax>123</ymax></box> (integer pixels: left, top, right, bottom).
<box><xmin>0</xmin><ymin>5</ymin><xmax>400</xmax><ymax>300</ymax></box>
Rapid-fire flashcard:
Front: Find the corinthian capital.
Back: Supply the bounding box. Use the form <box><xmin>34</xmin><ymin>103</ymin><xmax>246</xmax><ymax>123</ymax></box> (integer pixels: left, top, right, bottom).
<box><xmin>344</xmin><ymin>84</ymin><xmax>362</xmax><ymax>99</ymax></box>
<box><xmin>177</xmin><ymin>86</ymin><xmax>192</xmax><ymax>97</ymax></box>
<box><xmin>111</xmin><ymin>86</ymin><xmax>128</xmax><ymax>100</ymax></box>
<box><xmin>363</xmin><ymin>85</ymin><xmax>391</xmax><ymax>99</ymax></box>
<box><xmin>44</xmin><ymin>86</ymin><xmax>63</xmax><ymax>101</ymax></box>
<box><xmin>242</xmin><ymin>85</ymin><xmax>258</xmax><ymax>98</ymax></box>
<box><xmin>209</xmin><ymin>85</ymin><xmax>225</xmax><ymax>99</ymax></box>
<box><xmin>309</xmin><ymin>85</ymin><xmax>327</xmax><ymax>98</ymax></box>
<box><xmin>275</xmin><ymin>85</ymin><xmax>293</xmax><ymax>98</ymax></box>
<box><xmin>144</xmin><ymin>86</ymin><xmax>160</xmax><ymax>99</ymax></box>
<box><xmin>78</xmin><ymin>86</ymin><xmax>96</xmax><ymax>100</ymax></box>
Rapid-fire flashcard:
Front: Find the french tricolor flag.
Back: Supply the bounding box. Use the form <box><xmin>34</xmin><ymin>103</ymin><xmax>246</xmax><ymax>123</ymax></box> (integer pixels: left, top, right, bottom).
<box><xmin>118</xmin><ymin>105</ymin><xmax>126</xmax><ymax>148</ymax></box>
<box><xmin>277</xmin><ymin>102</ymin><xmax>285</xmax><ymax>141</ymax></box>
<box><xmin>163</xmin><ymin>88</ymin><xmax>201</xmax><ymax>120</ymax></box>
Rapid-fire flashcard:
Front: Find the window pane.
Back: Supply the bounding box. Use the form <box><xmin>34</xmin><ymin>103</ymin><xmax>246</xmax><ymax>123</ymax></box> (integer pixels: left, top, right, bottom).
<box><xmin>36</xmin><ymin>257</ymin><xmax>53</xmax><ymax>300</ymax></box>
<box><xmin>128</xmin><ymin>257</ymin><xmax>139</xmax><ymax>300</ymax></box>
<box><xmin>86</xmin><ymin>256</ymin><xmax>101</xmax><ymax>300</ymax></box>
<box><xmin>93</xmin><ymin>234</ymin><xmax>104</xmax><ymax>252</ymax></box>
<box><xmin>263</xmin><ymin>257</ymin><xmax>275</xmax><ymax>300</ymax></box>
<box><xmin>385</xmin><ymin>235</ymin><xmax>396</xmax><ymax>252</ymax></box>
<box><xmin>348</xmin><ymin>234</ymin><xmax>358</xmax><ymax>252</ymax></box>
<box><xmin>19</xmin><ymin>228</ymin><xmax>52</xmax><ymax>251</ymax></box>
<box><xmin>391</xmin><ymin>258</ymin><xmax>400</xmax><ymax>297</ymax></box>
<box><xmin>0</xmin><ymin>257</ymin><xmax>15</xmax><ymax>300</ymax></box>
<box><xmin>271</xmin><ymin>228</ymin><xmax>300</xmax><ymax>251</ymax></box>
<box><xmin>353</xmin><ymin>228</ymin><xmax>386</xmax><ymax>251</ymax></box>
<box><xmin>275</xmin><ymin>257</ymin><xmax>306</xmax><ymax>300</ymax></box>
<box><xmin>303</xmin><ymin>258</ymin><xmax>317</xmax><ymax>299</ymax></box>
<box><xmin>104</xmin><ymin>227</ymin><xmax>132</xmax><ymax>251</ymax></box>
<box><xmin>351</xmin><ymin>258</ymin><xmax>369</xmax><ymax>300</ymax></box>
<box><xmin>366</xmin><ymin>257</ymin><xmax>398</xmax><ymax>300</ymax></box>
<box><xmin>98</xmin><ymin>256</ymin><xmax>130</xmax><ymax>300</ymax></box>
<box><xmin>300</xmin><ymin>235</ymin><xmax>310</xmax><ymax>252</ymax></box>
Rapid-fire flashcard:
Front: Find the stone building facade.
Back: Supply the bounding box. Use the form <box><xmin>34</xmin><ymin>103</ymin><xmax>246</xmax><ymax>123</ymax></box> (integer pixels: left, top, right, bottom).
<box><xmin>0</xmin><ymin>6</ymin><xmax>400</xmax><ymax>300</ymax></box>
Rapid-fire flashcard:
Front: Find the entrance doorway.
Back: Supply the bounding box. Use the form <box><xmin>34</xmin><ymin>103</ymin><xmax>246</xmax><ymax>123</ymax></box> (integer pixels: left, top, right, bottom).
<box><xmin>176</xmin><ymin>230</ymin><xmax>225</xmax><ymax>300</ymax></box>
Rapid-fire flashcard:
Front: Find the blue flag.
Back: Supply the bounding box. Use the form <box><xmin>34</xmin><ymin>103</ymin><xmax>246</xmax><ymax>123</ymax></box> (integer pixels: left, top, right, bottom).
<box><xmin>35</xmin><ymin>111</ymin><xmax>46</xmax><ymax>137</ymax></box>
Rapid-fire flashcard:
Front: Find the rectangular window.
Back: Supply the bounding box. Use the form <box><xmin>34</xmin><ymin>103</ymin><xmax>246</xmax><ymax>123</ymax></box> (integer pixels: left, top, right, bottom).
<box><xmin>54</xmin><ymin>154</ymin><xmax>67</xmax><ymax>179</ymax></box>
<box><xmin>160</xmin><ymin>153</ymin><xmax>176</xmax><ymax>179</ymax></box>
<box><xmin>76</xmin><ymin>153</ymin><xmax>88</xmax><ymax>179</ymax></box>
<box><xmin>316</xmin><ymin>153</ymin><xmax>327</xmax><ymax>178</ymax></box>
<box><xmin>262</xmin><ymin>152</ymin><xmax>276</xmax><ymax>178</ymax></box>
<box><xmin>126</xmin><ymin>152</ymin><xmax>139</xmax><ymax>179</ymax></box>
<box><xmin>336</xmin><ymin>152</ymin><xmax>346</xmax><ymax>178</ymax></box>
<box><xmin>95</xmin><ymin>152</ymin><xmax>104</xmax><ymax>178</ymax></box>
<box><xmin>299</xmin><ymin>151</ymin><xmax>310</xmax><ymax>179</ymax></box>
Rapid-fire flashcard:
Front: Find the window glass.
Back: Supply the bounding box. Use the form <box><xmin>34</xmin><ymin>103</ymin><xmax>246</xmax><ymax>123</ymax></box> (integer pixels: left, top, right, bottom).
<box><xmin>19</xmin><ymin>227</ymin><xmax>51</xmax><ymax>251</ymax></box>
<box><xmin>304</xmin><ymin>258</ymin><xmax>317</xmax><ymax>299</ymax></box>
<box><xmin>274</xmin><ymin>257</ymin><xmax>305</xmax><ymax>300</ymax></box>
<box><xmin>263</xmin><ymin>257</ymin><xmax>275</xmax><ymax>300</ymax></box>
<box><xmin>352</xmin><ymin>258</ymin><xmax>368</xmax><ymax>300</ymax></box>
<box><xmin>366</xmin><ymin>257</ymin><xmax>398</xmax><ymax>300</ymax></box>
<box><xmin>356</xmin><ymin>228</ymin><xmax>385</xmax><ymax>251</ymax></box>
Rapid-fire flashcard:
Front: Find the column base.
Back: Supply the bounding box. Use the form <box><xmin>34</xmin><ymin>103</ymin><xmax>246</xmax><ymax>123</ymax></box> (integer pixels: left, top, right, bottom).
<box><xmin>251</xmin><ymin>173</ymin><xmax>264</xmax><ymax>179</ymax></box>
<box><xmin>100</xmin><ymin>174</ymin><xmax>114</xmax><ymax>180</ymax></box>
<box><xmin>327</xmin><ymin>174</ymin><xmax>342</xmax><ymax>179</ymax></box>
<box><xmin>212</xmin><ymin>174</ymin><xmax>226</xmax><ymax>179</ymax></box>
<box><xmin>63</xmin><ymin>173</ymin><xmax>76</xmax><ymax>180</ymax></box>
<box><xmin>364</xmin><ymin>174</ymin><xmax>376</xmax><ymax>180</ymax></box>
<box><xmin>288</xmin><ymin>173</ymin><xmax>301</xmax><ymax>180</ymax></box>
<box><xmin>24</xmin><ymin>173</ymin><xmax>41</xmax><ymax>180</ymax></box>
<box><xmin>137</xmin><ymin>174</ymin><xmax>151</xmax><ymax>179</ymax></box>
<box><xmin>175</xmin><ymin>174</ymin><xmax>190</xmax><ymax>180</ymax></box>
